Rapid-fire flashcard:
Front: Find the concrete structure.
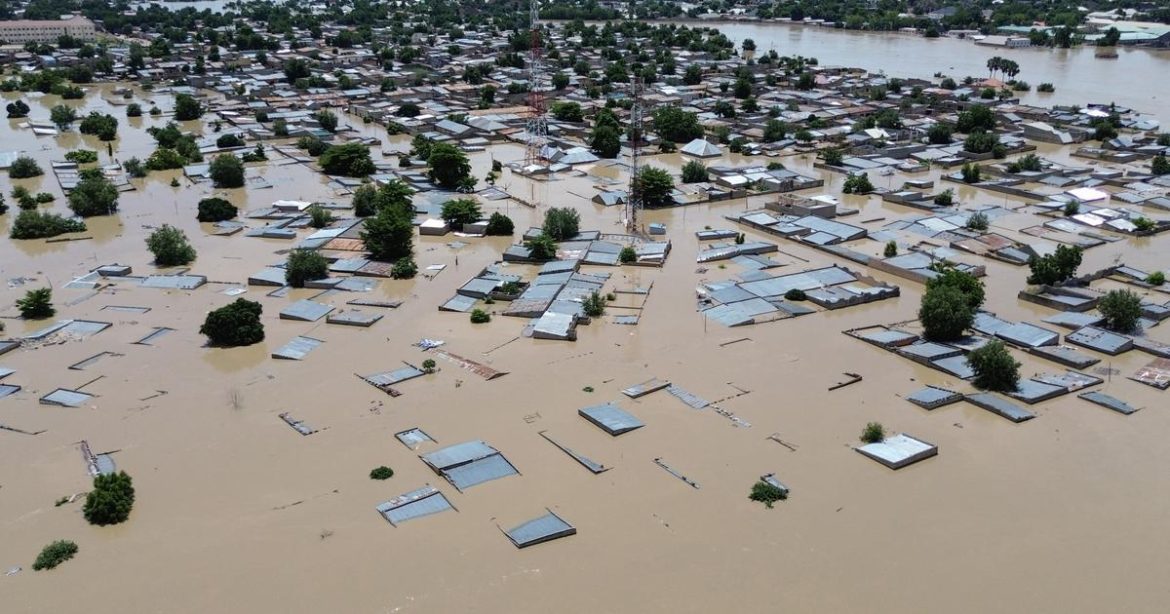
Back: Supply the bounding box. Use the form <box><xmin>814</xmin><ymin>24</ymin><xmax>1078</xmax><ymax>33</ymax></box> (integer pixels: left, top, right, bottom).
<box><xmin>0</xmin><ymin>16</ymin><xmax>96</xmax><ymax>44</ymax></box>
<box><xmin>855</xmin><ymin>433</ymin><xmax>938</xmax><ymax>469</ymax></box>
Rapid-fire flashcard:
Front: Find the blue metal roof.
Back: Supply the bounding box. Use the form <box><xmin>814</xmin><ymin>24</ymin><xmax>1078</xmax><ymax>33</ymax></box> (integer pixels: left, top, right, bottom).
<box><xmin>421</xmin><ymin>440</ymin><xmax>499</xmax><ymax>470</ymax></box>
<box><xmin>506</xmin><ymin>511</ymin><xmax>576</xmax><ymax>548</ymax></box>
<box><xmin>579</xmin><ymin>403</ymin><xmax>644</xmax><ymax>436</ymax></box>
<box><xmin>376</xmin><ymin>486</ymin><xmax>454</xmax><ymax>526</ymax></box>
<box><xmin>444</xmin><ymin>454</ymin><xmax>519</xmax><ymax>490</ymax></box>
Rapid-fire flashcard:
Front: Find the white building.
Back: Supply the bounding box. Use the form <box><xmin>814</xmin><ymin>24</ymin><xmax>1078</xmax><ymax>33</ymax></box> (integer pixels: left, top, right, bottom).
<box><xmin>0</xmin><ymin>15</ymin><xmax>97</xmax><ymax>45</ymax></box>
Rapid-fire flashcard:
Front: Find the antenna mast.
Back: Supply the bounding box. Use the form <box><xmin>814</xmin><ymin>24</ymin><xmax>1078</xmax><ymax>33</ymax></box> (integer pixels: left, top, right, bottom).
<box><xmin>523</xmin><ymin>0</ymin><xmax>548</xmax><ymax>174</ymax></box>
<box><xmin>626</xmin><ymin>76</ymin><xmax>643</xmax><ymax>233</ymax></box>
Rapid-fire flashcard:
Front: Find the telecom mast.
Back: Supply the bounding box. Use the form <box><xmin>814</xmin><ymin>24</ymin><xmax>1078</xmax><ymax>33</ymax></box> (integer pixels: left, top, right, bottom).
<box><xmin>523</xmin><ymin>0</ymin><xmax>548</xmax><ymax>172</ymax></box>
<box><xmin>626</xmin><ymin>77</ymin><xmax>643</xmax><ymax>233</ymax></box>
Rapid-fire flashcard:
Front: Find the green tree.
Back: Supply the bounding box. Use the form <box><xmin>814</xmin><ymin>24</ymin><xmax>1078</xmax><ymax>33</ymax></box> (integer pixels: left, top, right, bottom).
<box><xmin>315</xmin><ymin>109</ymin><xmax>338</xmax><ymax>132</ymax></box>
<box><xmin>485</xmin><ymin>212</ymin><xmax>514</xmax><ymax>235</ymax></box>
<box><xmin>964</xmin><ymin>131</ymin><xmax>1000</xmax><ymax>154</ymax></box>
<box><xmin>440</xmin><ymin>198</ymin><xmax>482</xmax><ymax>228</ymax></box>
<box><xmin>967</xmin><ymin>340</ymin><xmax>1021</xmax><ymax>392</ymax></box>
<box><xmin>209</xmin><ymin>154</ymin><xmax>246</xmax><ymax>188</ymax></box>
<box><xmin>681</xmin><ymin>159</ymin><xmax>709</xmax><ymax>183</ymax></box>
<box><xmin>83</xmin><ymin>471</ymin><xmax>136</xmax><ymax>526</ymax></box>
<box><xmin>842</xmin><ymin>173</ymin><xmax>874</xmax><ymax>194</ymax></box>
<box><xmin>884</xmin><ymin>241</ymin><xmax>897</xmax><ymax>257</ymax></box>
<box><xmin>146</xmin><ymin>224</ymin><xmax>196</xmax><ymax>266</ymax></box>
<box><xmin>620</xmin><ymin>246</ymin><xmax>637</xmax><ymax>263</ymax></box>
<box><xmin>551</xmin><ymin>101</ymin><xmax>583</xmax><ymax>122</ymax></box>
<box><xmin>307</xmin><ymin>204</ymin><xmax>333</xmax><ymax>228</ymax></box>
<box><xmin>918</xmin><ymin>284</ymin><xmax>974</xmax><ymax>341</ymax></box>
<box><xmin>10</xmin><ymin>210</ymin><xmax>85</xmax><ymax>239</ymax></box>
<box><xmin>1151</xmin><ymin>155</ymin><xmax>1170</xmax><ymax>176</ymax></box>
<box><xmin>426</xmin><ymin>143</ymin><xmax>472</xmax><ymax>188</ymax></box>
<box><xmin>966</xmin><ymin>211</ymin><xmax>989</xmax><ymax>231</ymax></box>
<box><xmin>319</xmin><ymin>143</ymin><xmax>375</xmax><ymax>177</ymax></box>
<box><xmin>174</xmin><ymin>93</ymin><xmax>204</xmax><ymax>120</ymax></box>
<box><xmin>582</xmin><ymin>291</ymin><xmax>606</xmax><ymax>317</ymax></box>
<box><xmin>590</xmin><ymin>124</ymin><xmax>621</xmax><ymax>158</ymax></box>
<box><xmin>285</xmin><ymin>249</ymin><xmax>329</xmax><ymax>287</ymax></box>
<box><xmin>927</xmin><ymin>123</ymin><xmax>953</xmax><ymax>144</ymax></box>
<box><xmin>216</xmin><ymin>134</ymin><xmax>245</xmax><ymax>148</ymax></box>
<box><xmin>652</xmin><ymin>106</ymin><xmax>703</xmax><ymax>142</ymax></box>
<box><xmin>525</xmin><ymin>233</ymin><xmax>557</xmax><ymax>260</ymax></box>
<box><xmin>6</xmin><ymin>99</ymin><xmax>30</xmax><ymax>118</ymax></box>
<box><xmin>200</xmin><ymin>298</ymin><xmax>264</xmax><ymax>346</ymax></box>
<box><xmin>860</xmin><ymin>422</ymin><xmax>886</xmax><ymax>444</ymax></box>
<box><xmin>68</xmin><ymin>171</ymin><xmax>119</xmax><ymax>216</ymax></box>
<box><xmin>370</xmin><ymin>466</ymin><xmax>394</xmax><ymax>480</ymax></box>
<box><xmin>552</xmin><ymin>71</ymin><xmax>569</xmax><ymax>90</ymax></box>
<box><xmin>1097</xmin><ymin>289</ymin><xmax>1143</xmax><ymax>333</ymax></box>
<box><xmin>543</xmin><ymin>207</ymin><xmax>581</xmax><ymax>240</ymax></box>
<box><xmin>638</xmin><ymin>166</ymin><xmax>675</xmax><ymax>206</ymax></box>
<box><xmin>391</xmin><ymin>257</ymin><xmax>418</xmax><ymax>279</ymax></box>
<box><xmin>78</xmin><ymin>111</ymin><xmax>118</xmax><ymax>140</ymax></box>
<box><xmin>16</xmin><ymin>287</ymin><xmax>55</xmax><ymax>319</ymax></box>
<box><xmin>351</xmin><ymin>184</ymin><xmax>378</xmax><ymax>217</ymax></box>
<box><xmin>126</xmin><ymin>103</ymin><xmax>142</xmax><ymax>117</ymax></box>
<box><xmin>197</xmin><ymin>197</ymin><xmax>237</xmax><ymax>222</ymax></box>
<box><xmin>763</xmin><ymin>119</ymin><xmax>787</xmax><ymax>143</ymax></box>
<box><xmin>955</xmin><ymin>104</ymin><xmax>995</xmax><ymax>133</ymax></box>
<box><xmin>32</xmin><ymin>541</ymin><xmax>78</xmax><ymax>571</ymax></box>
<box><xmin>961</xmin><ymin>163</ymin><xmax>982</xmax><ymax>183</ymax></box>
<box><xmin>749</xmin><ymin>481</ymin><xmax>787</xmax><ymax>508</ymax></box>
<box><xmin>470</xmin><ymin>308</ymin><xmax>491</xmax><ymax>323</ymax></box>
<box><xmin>1026</xmin><ymin>245</ymin><xmax>1082</xmax><ymax>285</ymax></box>
<box><xmin>926</xmin><ymin>267</ymin><xmax>985</xmax><ymax>310</ymax></box>
<box><xmin>361</xmin><ymin>204</ymin><xmax>414</xmax><ymax>262</ymax></box>
<box><xmin>50</xmin><ymin>104</ymin><xmax>76</xmax><ymax>130</ymax></box>
<box><xmin>683</xmin><ymin>64</ymin><xmax>702</xmax><ymax>85</ymax></box>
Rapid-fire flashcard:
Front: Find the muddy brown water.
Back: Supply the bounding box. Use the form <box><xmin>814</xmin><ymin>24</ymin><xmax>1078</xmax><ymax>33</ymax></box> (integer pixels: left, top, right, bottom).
<box><xmin>1</xmin><ymin>84</ymin><xmax>1169</xmax><ymax>613</ymax></box>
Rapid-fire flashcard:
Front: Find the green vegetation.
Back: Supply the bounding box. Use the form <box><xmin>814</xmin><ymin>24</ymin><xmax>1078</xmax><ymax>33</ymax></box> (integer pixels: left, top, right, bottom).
<box><xmin>173</xmin><ymin>93</ymin><xmax>203</xmax><ymax>121</ymax></box>
<box><xmin>351</xmin><ymin>184</ymin><xmax>378</xmax><ymax>217</ymax></box>
<box><xmin>145</xmin><ymin>148</ymin><xmax>187</xmax><ymax>171</ymax></box>
<box><xmin>933</xmin><ymin>189</ymin><xmax>954</xmax><ymax>207</ymax></box>
<box><xmin>749</xmin><ymin>481</ymin><xmax>787</xmax><ymax>509</ymax></box>
<box><xmin>32</xmin><ymin>540</ymin><xmax>78</xmax><ymax>571</ymax></box>
<box><xmin>583</xmin><ymin>291</ymin><xmax>606</xmax><ymax>317</ymax></box>
<box><xmin>967</xmin><ymin>340</ymin><xmax>1020</xmax><ymax>392</ymax></box>
<box><xmin>209</xmin><ymin>154</ymin><xmax>246</xmax><ymax>188</ymax></box>
<box><xmin>319</xmin><ymin>143</ymin><xmax>376</xmax><ymax>177</ymax></box>
<box><xmin>1133</xmin><ymin>217</ymin><xmax>1156</xmax><ymax>232</ymax></box>
<box><xmin>638</xmin><ymin>167</ymin><xmax>675</xmax><ymax>206</ymax></box>
<box><xmin>9</xmin><ymin>156</ymin><xmax>43</xmax><ymax>178</ymax></box>
<box><xmin>551</xmin><ymin>101</ymin><xmax>583</xmax><ymax>122</ymax></box>
<box><xmin>470</xmin><ymin>308</ymin><xmax>491</xmax><ymax>324</ymax></box>
<box><xmin>78</xmin><ymin>111</ymin><xmax>118</xmax><ymax>141</ymax></box>
<box><xmin>956</xmin><ymin>105</ymin><xmax>995</xmax><ymax>133</ymax></box>
<box><xmin>285</xmin><ymin>249</ymin><xmax>329</xmax><ymax>287</ymax></box>
<box><xmin>543</xmin><ymin>207</ymin><xmax>581</xmax><ymax>240</ymax></box>
<box><xmin>884</xmin><ymin>240</ymin><xmax>897</xmax><ymax>257</ymax></box>
<box><xmin>1037</xmin><ymin>83</ymin><xmax>1055</xmax><ymax>93</ymax></box>
<box><xmin>307</xmin><ymin>204</ymin><xmax>334</xmax><ymax>229</ymax></box>
<box><xmin>440</xmin><ymin>198</ymin><xmax>482</xmax><ymax>228</ymax></box>
<box><xmin>83</xmin><ymin>471</ymin><xmax>136</xmax><ymax>526</ymax></box>
<box><xmin>196</xmin><ymin>197</ymin><xmax>237</xmax><ymax>222</ymax></box>
<box><xmin>391</xmin><ymin>257</ymin><xmax>417</xmax><ymax>279</ymax></box>
<box><xmin>50</xmin><ymin>104</ymin><xmax>77</xmax><ymax>130</ymax></box>
<box><xmin>426</xmin><ymin>143</ymin><xmax>473</xmax><ymax>188</ymax></box>
<box><xmin>314</xmin><ymin>109</ymin><xmax>338</xmax><ymax>132</ymax></box>
<box><xmin>681</xmin><ymin>159</ymin><xmax>709</xmax><ymax>184</ymax></box>
<box><xmin>966</xmin><ymin>211</ymin><xmax>989</xmax><ymax>231</ymax></box>
<box><xmin>126</xmin><ymin>103</ymin><xmax>142</xmax><ymax>117</ymax></box>
<box><xmin>525</xmin><ymin>233</ymin><xmax>558</xmax><ymax>260</ymax></box>
<box><xmin>422</xmin><ymin>359</ymin><xmax>436</xmax><ymax>373</ymax></box>
<box><xmin>361</xmin><ymin>200</ymin><xmax>414</xmax><ymax>262</ymax></box>
<box><xmin>200</xmin><ymin>299</ymin><xmax>264</xmax><ymax>347</ymax></box>
<box><xmin>485</xmin><ymin>212</ymin><xmax>514</xmax><ymax>236</ymax></box>
<box><xmin>652</xmin><ymin>105</ymin><xmax>703</xmax><ymax>142</ymax></box>
<box><xmin>842</xmin><ymin>173</ymin><xmax>874</xmax><ymax>195</ymax></box>
<box><xmin>927</xmin><ymin>123</ymin><xmax>953</xmax><ymax>145</ymax></box>
<box><xmin>10</xmin><ymin>210</ymin><xmax>85</xmax><ymax>239</ymax></box>
<box><xmin>1007</xmin><ymin>153</ymin><xmax>1043</xmax><ymax>173</ymax></box>
<box><xmin>1151</xmin><ymin>155</ymin><xmax>1170</xmax><ymax>176</ymax></box>
<box><xmin>6</xmin><ymin>99</ymin><xmax>29</xmax><ymax>118</ymax></box>
<box><xmin>216</xmin><ymin>133</ymin><xmax>245</xmax><ymax>148</ymax></box>
<box><xmin>619</xmin><ymin>246</ymin><xmax>637</xmax><ymax>264</ymax></box>
<box><xmin>919</xmin><ymin>284</ymin><xmax>974</xmax><ymax>341</ymax></box>
<box><xmin>1063</xmin><ymin>201</ymin><xmax>1080</xmax><ymax>217</ymax></box>
<box><xmin>964</xmin><ymin>131</ymin><xmax>1001</xmax><ymax>155</ymax></box>
<box><xmin>961</xmin><ymin>163</ymin><xmax>982</xmax><ymax>184</ymax></box>
<box><xmin>65</xmin><ymin>150</ymin><xmax>99</xmax><ymax>164</ymax></box>
<box><xmin>860</xmin><ymin>422</ymin><xmax>885</xmax><ymax>444</ymax></box>
<box><xmin>1097</xmin><ymin>289</ymin><xmax>1143</xmax><ymax>334</ymax></box>
<box><xmin>369</xmin><ymin>466</ymin><xmax>394</xmax><ymax>480</ymax></box>
<box><xmin>297</xmin><ymin>136</ymin><xmax>329</xmax><ymax>156</ymax></box>
<box><xmin>68</xmin><ymin>171</ymin><xmax>118</xmax><ymax>217</ymax></box>
<box><xmin>822</xmin><ymin>148</ymin><xmax>844</xmax><ymax>166</ymax></box>
<box><xmin>1147</xmin><ymin>271</ymin><xmax>1166</xmax><ymax>286</ymax></box>
<box><xmin>784</xmin><ymin>288</ymin><xmax>807</xmax><ymax>301</ymax></box>
<box><xmin>1027</xmin><ymin>245</ymin><xmax>1082</xmax><ymax>285</ymax></box>
<box><xmin>16</xmin><ymin>288</ymin><xmax>55</xmax><ymax>319</ymax></box>
<box><xmin>928</xmin><ymin>267</ymin><xmax>985</xmax><ymax>309</ymax></box>
<box><xmin>146</xmin><ymin>224</ymin><xmax>196</xmax><ymax>266</ymax></box>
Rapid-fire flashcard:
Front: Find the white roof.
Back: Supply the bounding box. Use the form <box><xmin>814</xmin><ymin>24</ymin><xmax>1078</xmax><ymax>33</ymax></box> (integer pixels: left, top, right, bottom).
<box><xmin>1066</xmin><ymin>187</ymin><xmax>1109</xmax><ymax>202</ymax></box>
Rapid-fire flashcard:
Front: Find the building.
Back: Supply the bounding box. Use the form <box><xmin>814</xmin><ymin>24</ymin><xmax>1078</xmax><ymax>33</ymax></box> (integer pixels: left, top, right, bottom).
<box><xmin>0</xmin><ymin>16</ymin><xmax>96</xmax><ymax>45</ymax></box>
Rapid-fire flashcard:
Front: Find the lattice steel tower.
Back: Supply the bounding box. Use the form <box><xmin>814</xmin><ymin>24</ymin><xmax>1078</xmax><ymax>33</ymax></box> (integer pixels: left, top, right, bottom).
<box><xmin>523</xmin><ymin>0</ymin><xmax>548</xmax><ymax>171</ymax></box>
<box><xmin>626</xmin><ymin>77</ymin><xmax>643</xmax><ymax>233</ymax></box>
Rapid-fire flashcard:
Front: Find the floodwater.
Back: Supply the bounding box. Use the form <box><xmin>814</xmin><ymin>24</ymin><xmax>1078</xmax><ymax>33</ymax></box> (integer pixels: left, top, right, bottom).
<box><xmin>2</xmin><ymin>82</ymin><xmax>1170</xmax><ymax>613</ymax></box>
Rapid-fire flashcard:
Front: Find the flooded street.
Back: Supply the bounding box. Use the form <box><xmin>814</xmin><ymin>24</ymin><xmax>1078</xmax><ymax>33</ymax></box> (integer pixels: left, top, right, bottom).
<box><xmin>1</xmin><ymin>58</ymin><xmax>1170</xmax><ymax>614</ymax></box>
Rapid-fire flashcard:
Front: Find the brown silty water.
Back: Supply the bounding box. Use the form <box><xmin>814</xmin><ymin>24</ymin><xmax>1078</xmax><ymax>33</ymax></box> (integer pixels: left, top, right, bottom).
<box><xmin>1</xmin><ymin>83</ymin><xmax>1169</xmax><ymax>613</ymax></box>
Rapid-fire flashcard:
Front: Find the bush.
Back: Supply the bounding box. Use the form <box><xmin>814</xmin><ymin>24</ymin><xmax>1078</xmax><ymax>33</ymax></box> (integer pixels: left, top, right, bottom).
<box><xmin>83</xmin><ymin>471</ymin><xmax>135</xmax><ymax>526</ymax></box>
<box><xmin>16</xmin><ymin>287</ymin><xmax>55</xmax><ymax>319</ymax></box>
<box><xmin>197</xmin><ymin>197</ymin><xmax>238</xmax><ymax>222</ymax></box>
<box><xmin>525</xmin><ymin>233</ymin><xmax>558</xmax><ymax>260</ymax></box>
<box><xmin>883</xmin><ymin>240</ymin><xmax>897</xmax><ymax>257</ymax></box>
<box><xmin>314</xmin><ymin>109</ymin><xmax>338</xmax><ymax>132</ymax></box>
<box><xmin>681</xmin><ymin>159</ymin><xmax>709</xmax><ymax>183</ymax></box>
<box><xmin>964</xmin><ymin>131</ymin><xmax>1000</xmax><ymax>154</ymax></box>
<box><xmin>749</xmin><ymin>481</ymin><xmax>787</xmax><ymax>508</ymax></box>
<box><xmin>10</xmin><ymin>210</ymin><xmax>85</xmax><ymax>239</ymax></box>
<box><xmin>967</xmin><ymin>340</ymin><xmax>1020</xmax><ymax>392</ymax></box>
<box><xmin>919</xmin><ymin>284</ymin><xmax>974</xmax><ymax>341</ymax></box>
<box><xmin>145</xmin><ymin>148</ymin><xmax>186</xmax><ymax>171</ymax></box>
<box><xmin>1027</xmin><ymin>245</ymin><xmax>1082</xmax><ymax>285</ymax></box>
<box><xmin>391</xmin><ymin>257</ymin><xmax>418</xmax><ymax>279</ymax></box>
<box><xmin>966</xmin><ymin>211</ymin><xmax>989</xmax><ymax>231</ymax></box>
<box><xmin>1147</xmin><ymin>271</ymin><xmax>1166</xmax><ymax>286</ymax></box>
<box><xmin>307</xmin><ymin>204</ymin><xmax>334</xmax><ymax>229</ymax></box>
<box><xmin>32</xmin><ymin>540</ymin><xmax>78</xmax><ymax>571</ymax></box>
<box><xmin>65</xmin><ymin>149</ymin><xmax>99</xmax><ymax>164</ymax></box>
<box><xmin>369</xmin><ymin>466</ymin><xmax>394</xmax><ymax>480</ymax></box>
<box><xmin>860</xmin><ymin>422</ymin><xmax>885</xmax><ymax>444</ymax></box>
<box><xmin>361</xmin><ymin>204</ymin><xmax>414</xmax><ymax>262</ymax></box>
<box><xmin>822</xmin><ymin>148</ymin><xmax>844</xmax><ymax>166</ymax></box>
<box><xmin>842</xmin><ymin>173</ymin><xmax>873</xmax><ymax>194</ymax></box>
<box><xmin>1037</xmin><ymin>83</ymin><xmax>1055</xmax><ymax>93</ymax></box>
<box><xmin>1098</xmin><ymin>289</ymin><xmax>1143</xmax><ymax>333</ymax></box>
<box><xmin>216</xmin><ymin>133</ymin><xmax>245</xmax><ymax>148</ymax></box>
<box><xmin>78</xmin><ymin>112</ymin><xmax>118</xmax><ymax>141</ymax></box>
<box><xmin>421</xmin><ymin>359</ymin><xmax>436</xmax><ymax>373</ymax></box>
<box><xmin>127</xmin><ymin>103</ymin><xmax>142</xmax><ymax>117</ymax></box>
<box><xmin>427</xmin><ymin>143</ymin><xmax>472</xmax><ymax>188</ymax></box>
<box><xmin>933</xmin><ymin>189</ymin><xmax>954</xmax><ymax>207</ymax></box>
<box><xmin>619</xmin><ymin>246</ymin><xmax>637</xmax><ymax>263</ymax></box>
<box><xmin>485</xmin><ymin>212</ymin><xmax>514</xmax><ymax>235</ymax></box>
<box><xmin>784</xmin><ymin>288</ymin><xmax>807</xmax><ymax>301</ymax></box>
<box><xmin>470</xmin><ymin>308</ymin><xmax>491</xmax><ymax>323</ymax></box>
<box><xmin>123</xmin><ymin>157</ymin><xmax>146</xmax><ymax>178</ymax></box>
<box><xmin>285</xmin><ymin>249</ymin><xmax>329</xmax><ymax>287</ymax></box>
<box><xmin>351</xmin><ymin>184</ymin><xmax>378</xmax><ymax>217</ymax></box>
<box><xmin>68</xmin><ymin>172</ymin><xmax>119</xmax><ymax>217</ymax></box>
<box><xmin>146</xmin><ymin>224</ymin><xmax>196</xmax><ymax>266</ymax></box>
<box><xmin>297</xmin><ymin>136</ymin><xmax>329</xmax><ymax>156</ymax></box>
<box><xmin>35</xmin><ymin>192</ymin><xmax>54</xmax><ymax>203</ymax></box>
<box><xmin>209</xmin><ymin>154</ymin><xmax>246</xmax><ymax>188</ymax></box>
<box><xmin>960</xmin><ymin>163</ymin><xmax>981</xmax><ymax>184</ymax></box>
<box><xmin>200</xmin><ymin>298</ymin><xmax>264</xmax><ymax>347</ymax></box>
<box><xmin>1133</xmin><ymin>217</ymin><xmax>1156</xmax><ymax>232</ymax></box>
<box><xmin>583</xmin><ymin>291</ymin><xmax>606</xmax><ymax>317</ymax></box>
<box><xmin>174</xmin><ymin>93</ymin><xmax>203</xmax><ymax>120</ymax></box>
<box><xmin>8</xmin><ymin>156</ymin><xmax>43</xmax><ymax>178</ymax></box>
<box><xmin>319</xmin><ymin>143</ymin><xmax>375</xmax><ymax>177</ymax></box>
<box><xmin>543</xmin><ymin>207</ymin><xmax>581</xmax><ymax>240</ymax></box>
<box><xmin>440</xmin><ymin>198</ymin><xmax>482</xmax><ymax>228</ymax></box>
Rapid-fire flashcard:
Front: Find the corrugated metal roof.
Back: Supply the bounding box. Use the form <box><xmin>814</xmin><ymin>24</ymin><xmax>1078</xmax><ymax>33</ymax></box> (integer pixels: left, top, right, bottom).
<box><xmin>579</xmin><ymin>403</ymin><xmax>644</xmax><ymax>436</ymax></box>
<box><xmin>40</xmin><ymin>388</ymin><xmax>94</xmax><ymax>407</ymax></box>
<box><xmin>506</xmin><ymin>511</ymin><xmax>576</xmax><ymax>548</ymax></box>
<box><xmin>272</xmin><ymin>336</ymin><xmax>324</xmax><ymax>360</ymax></box>
<box><xmin>364</xmin><ymin>366</ymin><xmax>425</xmax><ymax>387</ymax></box>
<box><xmin>279</xmin><ymin>299</ymin><xmax>335</xmax><ymax>322</ymax></box>
<box><xmin>376</xmin><ymin>486</ymin><xmax>454</xmax><ymax>526</ymax></box>
<box><xmin>444</xmin><ymin>454</ymin><xmax>519</xmax><ymax>490</ymax></box>
<box><xmin>140</xmin><ymin>275</ymin><xmax>207</xmax><ymax>289</ymax></box>
<box><xmin>395</xmin><ymin>428</ymin><xmax>433</xmax><ymax>449</ymax></box>
<box><xmin>421</xmin><ymin>440</ymin><xmax>499</xmax><ymax>470</ymax></box>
